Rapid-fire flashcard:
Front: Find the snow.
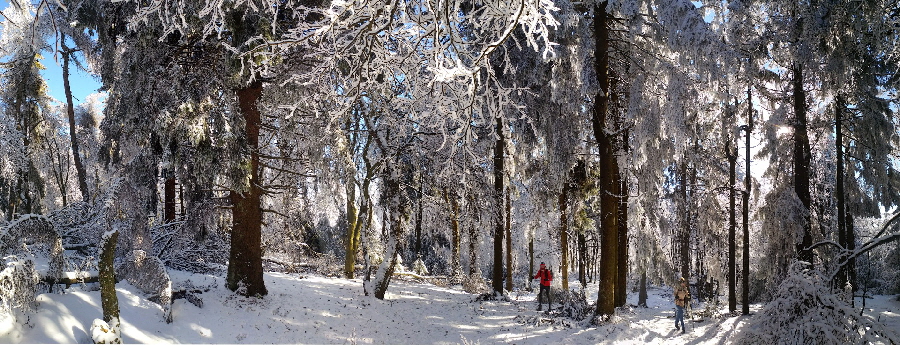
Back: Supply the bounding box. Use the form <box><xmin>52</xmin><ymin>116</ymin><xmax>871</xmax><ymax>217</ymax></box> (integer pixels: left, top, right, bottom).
<box><xmin>1</xmin><ymin>271</ymin><xmax>897</xmax><ymax>344</ymax></box>
<box><xmin>91</xmin><ymin>319</ymin><xmax>121</xmax><ymax>344</ymax></box>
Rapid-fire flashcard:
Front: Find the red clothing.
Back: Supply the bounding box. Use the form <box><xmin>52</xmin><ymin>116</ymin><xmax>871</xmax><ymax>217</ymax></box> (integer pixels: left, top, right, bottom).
<box><xmin>534</xmin><ymin>268</ymin><xmax>552</xmax><ymax>287</ymax></box>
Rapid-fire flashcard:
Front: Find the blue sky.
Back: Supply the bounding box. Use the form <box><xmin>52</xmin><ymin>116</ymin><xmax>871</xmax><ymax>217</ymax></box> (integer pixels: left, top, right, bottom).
<box><xmin>0</xmin><ymin>0</ymin><xmax>102</xmax><ymax>106</ymax></box>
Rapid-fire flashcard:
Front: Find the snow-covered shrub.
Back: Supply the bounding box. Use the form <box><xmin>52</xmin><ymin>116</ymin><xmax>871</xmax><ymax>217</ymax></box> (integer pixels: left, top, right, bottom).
<box><xmin>733</xmin><ymin>262</ymin><xmax>898</xmax><ymax>345</ymax></box>
<box><xmin>461</xmin><ymin>272</ymin><xmax>489</xmax><ymax>294</ymax></box>
<box><xmin>116</xmin><ymin>250</ymin><xmax>173</xmax><ymax>323</ymax></box>
<box><xmin>411</xmin><ymin>257</ymin><xmax>429</xmax><ymax>276</ymax></box>
<box><xmin>150</xmin><ymin>208</ymin><xmax>230</xmax><ymax>275</ymax></box>
<box><xmin>90</xmin><ymin>318</ymin><xmax>121</xmax><ymax>344</ymax></box>
<box><xmin>0</xmin><ymin>256</ymin><xmax>39</xmax><ymax>317</ymax></box>
<box><xmin>313</xmin><ymin>251</ymin><xmax>342</xmax><ymax>277</ymax></box>
<box><xmin>554</xmin><ymin>288</ymin><xmax>591</xmax><ymax>321</ymax></box>
<box><xmin>0</xmin><ymin>214</ymin><xmax>65</xmax><ymax>283</ymax></box>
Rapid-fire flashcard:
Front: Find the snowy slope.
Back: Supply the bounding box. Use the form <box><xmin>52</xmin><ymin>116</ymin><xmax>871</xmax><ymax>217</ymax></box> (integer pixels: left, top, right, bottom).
<box><xmin>1</xmin><ymin>271</ymin><xmax>897</xmax><ymax>344</ymax></box>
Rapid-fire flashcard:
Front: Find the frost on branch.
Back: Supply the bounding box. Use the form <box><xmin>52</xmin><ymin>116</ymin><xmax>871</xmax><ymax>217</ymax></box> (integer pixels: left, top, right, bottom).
<box><xmin>0</xmin><ymin>256</ymin><xmax>40</xmax><ymax>317</ymax></box>
<box><xmin>733</xmin><ymin>262</ymin><xmax>898</xmax><ymax>345</ymax></box>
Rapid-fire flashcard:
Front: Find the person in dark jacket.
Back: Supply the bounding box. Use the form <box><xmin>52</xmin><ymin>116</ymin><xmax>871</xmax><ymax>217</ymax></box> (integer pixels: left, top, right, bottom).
<box><xmin>533</xmin><ymin>262</ymin><xmax>553</xmax><ymax>311</ymax></box>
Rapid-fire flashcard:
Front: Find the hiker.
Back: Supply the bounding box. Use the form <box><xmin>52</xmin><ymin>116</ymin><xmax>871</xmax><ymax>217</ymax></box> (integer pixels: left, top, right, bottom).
<box><xmin>533</xmin><ymin>262</ymin><xmax>553</xmax><ymax>311</ymax></box>
<box><xmin>674</xmin><ymin>277</ymin><xmax>690</xmax><ymax>333</ymax></box>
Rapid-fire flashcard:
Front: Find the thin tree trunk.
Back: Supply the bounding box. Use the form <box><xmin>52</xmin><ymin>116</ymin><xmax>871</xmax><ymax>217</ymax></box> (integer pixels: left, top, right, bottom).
<box><xmin>344</xmin><ymin>180</ymin><xmax>359</xmax><ymax>279</ymax></box>
<box><xmin>792</xmin><ymin>64</ymin><xmax>813</xmax><ymax>263</ymax></box>
<box><xmin>638</xmin><ymin>270</ymin><xmax>647</xmax><ymax>308</ymax></box>
<box><xmin>559</xmin><ymin>186</ymin><xmax>569</xmax><ymax>291</ymax></box>
<box><xmin>742</xmin><ymin>84</ymin><xmax>752</xmax><ymax>316</ymax></box>
<box><xmin>443</xmin><ymin>188</ymin><xmax>461</xmax><ymax>280</ymax></box>
<box><xmin>578</xmin><ymin>230</ymin><xmax>587</xmax><ymax>288</ymax></box>
<box><xmin>847</xmin><ymin>213</ymin><xmax>856</xmax><ymax>292</ymax></box>
<box><xmin>492</xmin><ymin>115</ymin><xmax>505</xmax><ymax>293</ymax></box>
<box><xmin>179</xmin><ymin>182</ymin><xmax>185</xmax><ymax>216</ymax></box>
<box><xmin>415</xmin><ymin>194</ymin><xmax>423</xmax><ymax>257</ymax></box>
<box><xmin>728</xmin><ymin>124</ymin><xmax>737</xmax><ymax>313</ymax></box>
<box><xmin>528</xmin><ymin>230</ymin><xmax>534</xmax><ymax>292</ymax></box>
<box><xmin>226</xmin><ymin>80</ymin><xmax>267</xmax><ymax>297</ymax></box>
<box><xmin>593</xmin><ymin>0</ymin><xmax>618</xmax><ymax>317</ymax></box>
<box><xmin>505</xmin><ymin>188</ymin><xmax>513</xmax><ymax>291</ymax></box>
<box><xmin>616</xmin><ymin>133</ymin><xmax>629</xmax><ymax>308</ymax></box>
<box><xmin>680</xmin><ymin>162</ymin><xmax>690</xmax><ymax>279</ymax></box>
<box><xmin>468</xmin><ymin>194</ymin><xmax>478</xmax><ymax>276</ymax></box>
<box><xmin>61</xmin><ymin>41</ymin><xmax>89</xmax><ymax>203</ymax></box>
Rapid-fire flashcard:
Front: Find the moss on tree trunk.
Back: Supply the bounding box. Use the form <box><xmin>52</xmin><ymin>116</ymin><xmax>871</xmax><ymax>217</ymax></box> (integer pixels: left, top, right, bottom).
<box><xmin>99</xmin><ymin>231</ymin><xmax>120</xmax><ymax>333</ymax></box>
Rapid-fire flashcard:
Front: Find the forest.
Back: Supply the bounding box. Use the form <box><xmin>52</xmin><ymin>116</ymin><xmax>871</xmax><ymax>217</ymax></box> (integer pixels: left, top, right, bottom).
<box><xmin>1</xmin><ymin>0</ymin><xmax>900</xmax><ymax>344</ymax></box>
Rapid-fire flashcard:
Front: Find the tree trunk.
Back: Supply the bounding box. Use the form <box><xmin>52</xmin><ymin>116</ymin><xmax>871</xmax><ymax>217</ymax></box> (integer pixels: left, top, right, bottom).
<box><xmin>742</xmin><ymin>84</ymin><xmax>752</xmax><ymax>316</ymax></box>
<box><xmin>593</xmin><ymin>1</ymin><xmax>618</xmax><ymax>318</ymax></box>
<box><xmin>835</xmin><ymin>97</ymin><xmax>847</xmax><ymax>287</ymax></box>
<box><xmin>559</xmin><ymin>186</ymin><xmax>570</xmax><ymax>291</ymax></box>
<box><xmin>728</xmin><ymin>126</ymin><xmax>737</xmax><ymax>313</ymax></box>
<box><xmin>415</xmin><ymin>195</ymin><xmax>423</xmax><ymax>256</ymax></box>
<box><xmin>847</xmin><ymin>213</ymin><xmax>856</xmax><ymax>292</ymax></box>
<box><xmin>344</xmin><ymin>180</ymin><xmax>359</xmax><ymax>279</ymax></box>
<box><xmin>680</xmin><ymin>162</ymin><xmax>690</xmax><ymax>279</ymax></box>
<box><xmin>528</xmin><ymin>230</ymin><xmax>534</xmax><ymax>292</ymax></box>
<box><xmin>492</xmin><ymin>115</ymin><xmax>505</xmax><ymax>293</ymax></box>
<box><xmin>61</xmin><ymin>42</ymin><xmax>89</xmax><ymax>203</ymax></box>
<box><xmin>347</xmin><ymin>134</ymin><xmax>374</xmax><ymax>279</ymax></box>
<box><xmin>638</xmin><ymin>270</ymin><xmax>647</xmax><ymax>308</ymax></box>
<box><xmin>792</xmin><ymin>64</ymin><xmax>813</xmax><ymax>263</ymax></box>
<box><xmin>578</xmin><ymin>230</ymin><xmax>587</xmax><ymax>288</ymax></box>
<box><xmin>505</xmin><ymin>188</ymin><xmax>513</xmax><ymax>291</ymax></box>
<box><xmin>443</xmin><ymin>188</ymin><xmax>461</xmax><ymax>280</ymax></box>
<box><xmin>99</xmin><ymin>230</ymin><xmax>120</xmax><ymax>329</ymax></box>
<box><xmin>468</xmin><ymin>194</ymin><xmax>478</xmax><ymax>276</ymax></box>
<box><xmin>164</xmin><ymin>169</ymin><xmax>176</xmax><ymax>222</ymax></box>
<box><xmin>616</xmin><ymin>144</ymin><xmax>629</xmax><ymax>308</ymax></box>
<box><xmin>226</xmin><ymin>80</ymin><xmax>267</xmax><ymax>297</ymax></box>
<box><xmin>367</xmin><ymin>163</ymin><xmax>408</xmax><ymax>300</ymax></box>
<box><xmin>371</xmin><ymin>214</ymin><xmax>403</xmax><ymax>299</ymax></box>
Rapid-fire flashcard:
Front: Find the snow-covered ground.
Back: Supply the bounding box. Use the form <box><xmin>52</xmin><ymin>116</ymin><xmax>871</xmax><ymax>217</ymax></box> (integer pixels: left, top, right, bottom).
<box><xmin>1</xmin><ymin>271</ymin><xmax>898</xmax><ymax>344</ymax></box>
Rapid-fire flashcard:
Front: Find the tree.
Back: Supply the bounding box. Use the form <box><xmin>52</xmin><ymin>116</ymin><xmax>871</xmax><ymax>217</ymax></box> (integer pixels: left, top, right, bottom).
<box><xmin>592</xmin><ymin>1</ymin><xmax>618</xmax><ymax>317</ymax></box>
<box><xmin>492</xmin><ymin>114</ymin><xmax>506</xmax><ymax>293</ymax></box>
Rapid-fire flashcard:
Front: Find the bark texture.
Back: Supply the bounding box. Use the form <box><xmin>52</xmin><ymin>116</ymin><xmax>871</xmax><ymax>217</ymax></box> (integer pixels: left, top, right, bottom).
<box><xmin>99</xmin><ymin>231</ymin><xmax>120</xmax><ymax>326</ymax></box>
<box><xmin>792</xmin><ymin>64</ymin><xmax>813</xmax><ymax>263</ymax></box>
<box><xmin>593</xmin><ymin>1</ymin><xmax>619</xmax><ymax>317</ymax></box>
<box><xmin>492</xmin><ymin>115</ymin><xmax>505</xmax><ymax>293</ymax></box>
<box><xmin>226</xmin><ymin>80</ymin><xmax>267</xmax><ymax>297</ymax></box>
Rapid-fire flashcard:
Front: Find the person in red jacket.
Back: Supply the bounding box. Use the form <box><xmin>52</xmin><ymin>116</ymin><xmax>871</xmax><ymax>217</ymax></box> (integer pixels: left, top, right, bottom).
<box><xmin>533</xmin><ymin>262</ymin><xmax>553</xmax><ymax>311</ymax></box>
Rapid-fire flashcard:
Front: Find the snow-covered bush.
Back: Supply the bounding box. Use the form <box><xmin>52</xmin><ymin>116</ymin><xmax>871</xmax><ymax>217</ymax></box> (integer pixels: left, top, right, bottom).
<box><xmin>0</xmin><ymin>256</ymin><xmax>39</xmax><ymax>316</ymax></box>
<box><xmin>733</xmin><ymin>262</ymin><xmax>898</xmax><ymax>345</ymax></box>
<box><xmin>461</xmin><ymin>272</ymin><xmax>489</xmax><ymax>294</ymax></box>
<box><xmin>411</xmin><ymin>257</ymin><xmax>429</xmax><ymax>276</ymax></box>
<box><xmin>0</xmin><ymin>214</ymin><xmax>65</xmax><ymax>281</ymax></box>
<box><xmin>554</xmin><ymin>288</ymin><xmax>591</xmax><ymax>321</ymax></box>
<box><xmin>117</xmin><ymin>250</ymin><xmax>173</xmax><ymax>323</ymax></box>
<box><xmin>90</xmin><ymin>318</ymin><xmax>121</xmax><ymax>344</ymax></box>
<box><xmin>150</xmin><ymin>219</ymin><xmax>229</xmax><ymax>275</ymax></box>
<box><xmin>313</xmin><ymin>251</ymin><xmax>342</xmax><ymax>277</ymax></box>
